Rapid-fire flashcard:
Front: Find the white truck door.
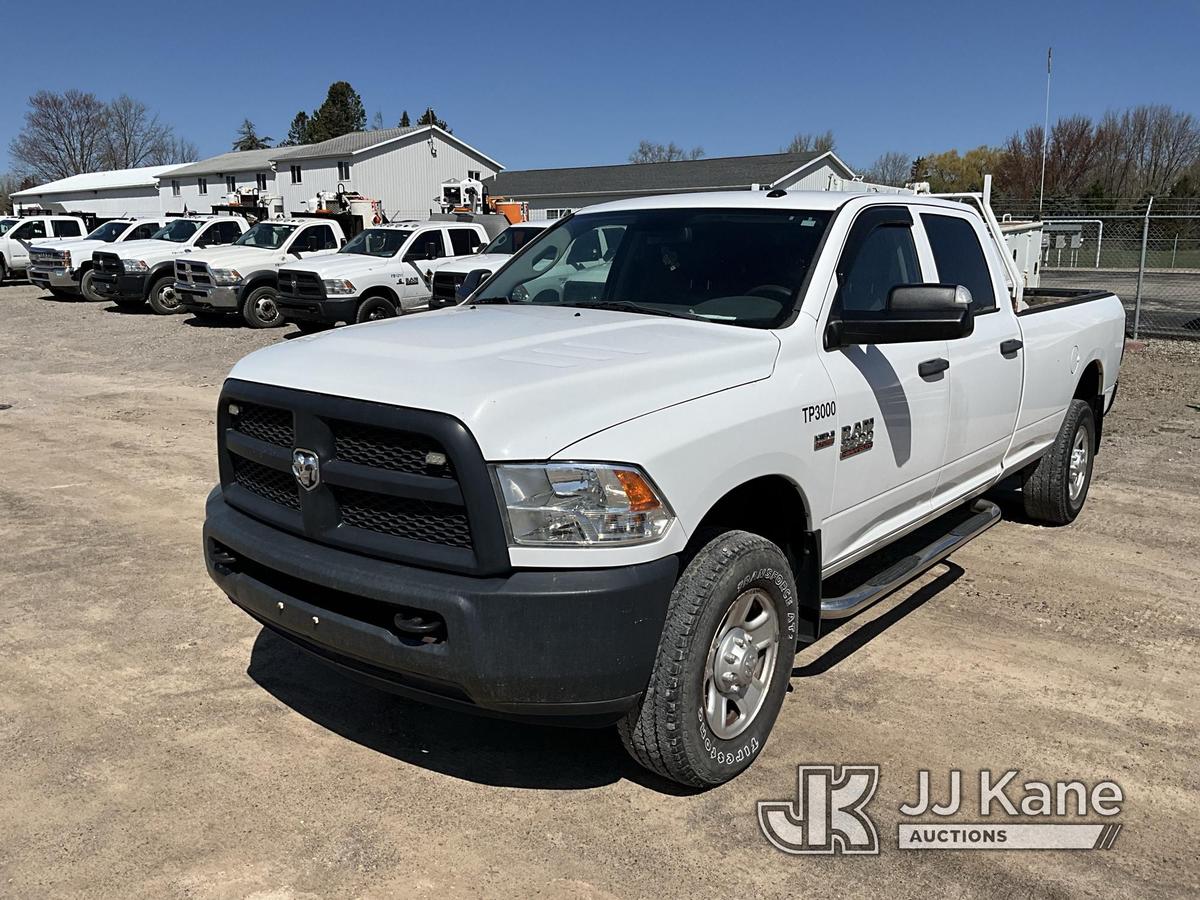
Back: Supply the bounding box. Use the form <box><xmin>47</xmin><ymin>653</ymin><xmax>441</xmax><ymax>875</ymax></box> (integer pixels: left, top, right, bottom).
<box><xmin>398</xmin><ymin>229</ymin><xmax>447</xmax><ymax>309</ymax></box>
<box><xmin>919</xmin><ymin>210</ymin><xmax>1023</xmax><ymax>506</ymax></box>
<box><xmin>10</xmin><ymin>218</ymin><xmax>49</xmax><ymax>268</ymax></box>
<box><xmin>816</xmin><ymin>205</ymin><xmax>951</xmax><ymax>568</ymax></box>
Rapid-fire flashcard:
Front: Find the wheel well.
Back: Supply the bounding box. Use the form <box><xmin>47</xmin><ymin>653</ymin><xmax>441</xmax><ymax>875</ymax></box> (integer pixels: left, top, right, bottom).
<box><xmin>240</xmin><ymin>274</ymin><xmax>276</xmax><ymax>299</ymax></box>
<box><xmin>360</xmin><ymin>286</ymin><xmax>399</xmax><ymax>305</ymax></box>
<box><xmin>1074</xmin><ymin>360</ymin><xmax>1105</xmax><ymax>451</ymax></box>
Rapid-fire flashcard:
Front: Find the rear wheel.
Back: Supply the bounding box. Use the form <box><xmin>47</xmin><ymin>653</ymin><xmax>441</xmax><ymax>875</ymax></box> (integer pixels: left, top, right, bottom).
<box><xmin>79</xmin><ymin>269</ymin><xmax>102</xmax><ymax>302</ymax></box>
<box><xmin>619</xmin><ymin>531</ymin><xmax>799</xmax><ymax>787</ymax></box>
<box><xmin>241</xmin><ymin>285</ymin><xmax>285</xmax><ymax>328</ymax></box>
<box><xmin>147</xmin><ymin>276</ymin><xmax>183</xmax><ymax>315</ymax></box>
<box><xmin>355</xmin><ymin>295</ymin><xmax>398</xmax><ymax>323</ymax></box>
<box><xmin>1022</xmin><ymin>398</ymin><xmax>1096</xmax><ymax>525</ymax></box>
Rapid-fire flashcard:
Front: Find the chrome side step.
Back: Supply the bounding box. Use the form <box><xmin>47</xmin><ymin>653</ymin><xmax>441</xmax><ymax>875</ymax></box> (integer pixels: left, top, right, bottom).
<box><xmin>819</xmin><ymin>499</ymin><xmax>1001</xmax><ymax>620</ymax></box>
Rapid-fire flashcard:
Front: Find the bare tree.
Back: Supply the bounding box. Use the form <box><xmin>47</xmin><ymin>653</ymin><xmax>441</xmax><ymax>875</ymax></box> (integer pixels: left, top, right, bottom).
<box><xmin>104</xmin><ymin>94</ymin><xmax>177</xmax><ymax>169</ymax></box>
<box><xmin>628</xmin><ymin>140</ymin><xmax>705</xmax><ymax>163</ymax></box>
<box><xmin>9</xmin><ymin>90</ymin><xmax>110</xmax><ymax>182</ymax></box>
<box><xmin>156</xmin><ymin>136</ymin><xmax>199</xmax><ymax>165</ymax></box>
<box><xmin>785</xmin><ymin>130</ymin><xmax>835</xmax><ymax>154</ymax></box>
<box><xmin>864</xmin><ymin>151</ymin><xmax>911</xmax><ymax>186</ymax></box>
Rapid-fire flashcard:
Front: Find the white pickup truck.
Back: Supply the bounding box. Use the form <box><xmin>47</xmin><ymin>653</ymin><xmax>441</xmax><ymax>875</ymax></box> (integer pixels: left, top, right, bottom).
<box><xmin>275</xmin><ymin>220</ymin><xmax>489</xmax><ymax>328</ymax></box>
<box><xmin>27</xmin><ymin>218</ymin><xmax>172</xmax><ymax>300</ymax></box>
<box><xmin>427</xmin><ymin>221</ymin><xmax>548</xmax><ymax>308</ymax></box>
<box><xmin>91</xmin><ymin>215</ymin><xmax>248</xmax><ymax>314</ymax></box>
<box><xmin>203</xmin><ymin>190</ymin><xmax>1125</xmax><ymax>787</ymax></box>
<box><xmin>175</xmin><ymin>218</ymin><xmax>346</xmax><ymax>328</ymax></box>
<box><xmin>0</xmin><ymin>215</ymin><xmax>87</xmax><ymax>283</ymax></box>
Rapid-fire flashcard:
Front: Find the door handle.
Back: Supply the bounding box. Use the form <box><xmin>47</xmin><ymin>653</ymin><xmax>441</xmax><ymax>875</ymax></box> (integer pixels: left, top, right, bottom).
<box><xmin>918</xmin><ymin>357</ymin><xmax>950</xmax><ymax>378</ymax></box>
<box><xmin>1000</xmin><ymin>338</ymin><xmax>1024</xmax><ymax>356</ymax></box>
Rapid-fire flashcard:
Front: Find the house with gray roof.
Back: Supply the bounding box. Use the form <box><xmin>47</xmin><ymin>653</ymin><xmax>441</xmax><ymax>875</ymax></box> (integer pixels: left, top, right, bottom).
<box><xmin>484</xmin><ymin>150</ymin><xmax>861</xmax><ymax>219</ymax></box>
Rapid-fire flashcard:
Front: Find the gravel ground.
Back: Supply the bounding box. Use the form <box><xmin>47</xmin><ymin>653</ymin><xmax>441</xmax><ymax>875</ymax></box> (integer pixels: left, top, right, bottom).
<box><xmin>1</xmin><ymin>283</ymin><xmax>1197</xmax><ymax>899</ymax></box>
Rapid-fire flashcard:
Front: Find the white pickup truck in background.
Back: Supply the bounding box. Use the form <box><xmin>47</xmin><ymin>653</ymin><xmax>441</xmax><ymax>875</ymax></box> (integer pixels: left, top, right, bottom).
<box><xmin>91</xmin><ymin>216</ymin><xmax>248</xmax><ymax>314</ymax></box>
<box><xmin>275</xmin><ymin>220</ymin><xmax>489</xmax><ymax>328</ymax></box>
<box><xmin>428</xmin><ymin>221</ymin><xmax>548</xmax><ymax>308</ymax></box>
<box><xmin>27</xmin><ymin>218</ymin><xmax>172</xmax><ymax>301</ymax></box>
<box><xmin>0</xmin><ymin>215</ymin><xmax>88</xmax><ymax>283</ymax></box>
<box><xmin>175</xmin><ymin>218</ymin><xmax>346</xmax><ymax>328</ymax></box>
<box><xmin>204</xmin><ymin>190</ymin><xmax>1124</xmax><ymax>787</ymax></box>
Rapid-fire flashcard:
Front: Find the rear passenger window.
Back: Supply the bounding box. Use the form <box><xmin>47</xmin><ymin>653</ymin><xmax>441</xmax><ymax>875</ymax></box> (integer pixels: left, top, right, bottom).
<box><xmin>448</xmin><ymin>228</ymin><xmax>481</xmax><ymax>255</ymax></box>
<box><xmin>922</xmin><ymin>214</ymin><xmax>996</xmax><ymax>313</ymax></box>
<box><xmin>207</xmin><ymin>221</ymin><xmax>242</xmax><ymax>245</ymax></box>
<box><xmin>53</xmin><ymin>220</ymin><xmax>82</xmax><ymax>237</ymax></box>
<box><xmin>836</xmin><ymin>224</ymin><xmax>921</xmax><ymax>314</ymax></box>
<box><xmin>128</xmin><ymin>223</ymin><xmax>159</xmax><ymax>240</ymax></box>
<box><xmin>299</xmin><ymin>225</ymin><xmax>337</xmax><ymax>251</ymax></box>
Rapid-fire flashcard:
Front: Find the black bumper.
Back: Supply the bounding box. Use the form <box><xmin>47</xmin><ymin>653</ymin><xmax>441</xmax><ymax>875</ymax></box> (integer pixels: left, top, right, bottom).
<box><xmin>92</xmin><ymin>271</ymin><xmax>148</xmax><ymax>301</ymax></box>
<box><xmin>204</xmin><ymin>489</ymin><xmax>677</xmax><ymax>724</ymax></box>
<box><xmin>277</xmin><ymin>295</ymin><xmax>357</xmax><ymax>324</ymax></box>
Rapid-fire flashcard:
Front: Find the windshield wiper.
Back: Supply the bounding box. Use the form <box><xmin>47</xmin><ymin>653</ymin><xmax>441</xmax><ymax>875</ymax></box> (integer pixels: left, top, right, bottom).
<box><xmin>563</xmin><ymin>301</ymin><xmax>706</xmax><ymax>321</ymax></box>
<box><xmin>472</xmin><ymin>296</ymin><xmax>511</xmax><ymax>304</ymax></box>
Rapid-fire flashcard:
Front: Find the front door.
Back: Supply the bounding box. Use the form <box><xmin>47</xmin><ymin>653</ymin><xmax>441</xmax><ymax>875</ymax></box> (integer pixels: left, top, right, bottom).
<box><xmin>10</xmin><ymin>219</ymin><xmax>48</xmax><ymax>268</ymax></box>
<box><xmin>816</xmin><ymin>205</ymin><xmax>952</xmax><ymax>569</ymax></box>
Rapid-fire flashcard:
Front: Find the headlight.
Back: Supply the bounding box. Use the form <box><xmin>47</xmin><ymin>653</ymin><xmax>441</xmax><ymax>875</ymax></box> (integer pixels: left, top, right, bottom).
<box><xmin>209</xmin><ymin>268</ymin><xmax>242</xmax><ymax>286</ymax></box>
<box><xmin>323</xmin><ymin>279</ymin><xmax>356</xmax><ymax>295</ymax></box>
<box><xmin>122</xmin><ymin>258</ymin><xmax>149</xmax><ymax>273</ymax></box>
<box><xmin>493</xmin><ymin>463</ymin><xmax>674</xmax><ymax>546</ymax></box>
<box><xmin>61</xmin><ymin>251</ymin><xmax>71</xmax><ymax>267</ymax></box>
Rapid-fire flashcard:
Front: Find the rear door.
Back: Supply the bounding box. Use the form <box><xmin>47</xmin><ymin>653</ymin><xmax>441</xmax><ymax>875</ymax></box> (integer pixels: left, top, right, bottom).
<box><xmin>815</xmin><ymin>204</ymin><xmax>952</xmax><ymax>568</ymax></box>
<box><xmin>124</xmin><ymin>222</ymin><xmax>162</xmax><ymax>241</ymax></box>
<box><xmin>920</xmin><ymin>209</ymin><xmax>1023</xmax><ymax>505</ymax></box>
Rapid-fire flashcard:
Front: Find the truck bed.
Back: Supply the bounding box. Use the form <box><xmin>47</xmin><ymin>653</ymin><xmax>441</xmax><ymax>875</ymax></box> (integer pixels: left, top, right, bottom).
<box><xmin>1018</xmin><ymin>287</ymin><xmax>1116</xmax><ymax>316</ymax></box>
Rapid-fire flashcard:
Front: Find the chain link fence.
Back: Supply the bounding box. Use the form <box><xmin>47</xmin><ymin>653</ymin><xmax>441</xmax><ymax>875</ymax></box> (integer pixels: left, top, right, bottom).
<box><xmin>998</xmin><ymin>200</ymin><xmax>1200</xmax><ymax>340</ymax></box>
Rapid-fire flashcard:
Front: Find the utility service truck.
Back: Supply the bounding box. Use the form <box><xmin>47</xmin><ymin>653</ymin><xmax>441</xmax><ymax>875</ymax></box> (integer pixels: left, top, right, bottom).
<box><xmin>176</xmin><ymin>219</ymin><xmax>346</xmax><ymax>328</ymax></box>
<box><xmin>91</xmin><ymin>215</ymin><xmax>249</xmax><ymax>314</ymax></box>
<box><xmin>27</xmin><ymin>218</ymin><xmax>173</xmax><ymax>300</ymax></box>
<box><xmin>0</xmin><ymin>215</ymin><xmax>87</xmax><ymax>283</ymax></box>
<box><xmin>203</xmin><ymin>190</ymin><xmax>1125</xmax><ymax>787</ymax></box>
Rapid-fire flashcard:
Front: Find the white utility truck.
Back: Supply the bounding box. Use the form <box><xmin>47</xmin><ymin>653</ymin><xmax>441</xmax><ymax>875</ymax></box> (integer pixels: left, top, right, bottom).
<box><xmin>175</xmin><ymin>219</ymin><xmax>346</xmax><ymax>328</ymax></box>
<box><xmin>27</xmin><ymin>218</ymin><xmax>173</xmax><ymax>300</ymax></box>
<box><xmin>91</xmin><ymin>215</ymin><xmax>249</xmax><ymax>314</ymax></box>
<box><xmin>275</xmin><ymin>220</ymin><xmax>489</xmax><ymax>328</ymax></box>
<box><xmin>427</xmin><ymin>222</ymin><xmax>548</xmax><ymax>308</ymax></box>
<box><xmin>0</xmin><ymin>215</ymin><xmax>87</xmax><ymax>282</ymax></box>
<box><xmin>204</xmin><ymin>190</ymin><xmax>1125</xmax><ymax>787</ymax></box>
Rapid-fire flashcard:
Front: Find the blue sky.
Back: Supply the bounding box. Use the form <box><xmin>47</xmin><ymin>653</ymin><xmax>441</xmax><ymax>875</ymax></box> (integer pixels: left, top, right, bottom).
<box><xmin>2</xmin><ymin>0</ymin><xmax>1198</xmax><ymax>176</ymax></box>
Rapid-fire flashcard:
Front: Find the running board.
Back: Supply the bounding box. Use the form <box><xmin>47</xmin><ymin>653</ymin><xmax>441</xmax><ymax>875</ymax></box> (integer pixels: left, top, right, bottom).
<box><xmin>819</xmin><ymin>499</ymin><xmax>1001</xmax><ymax>620</ymax></box>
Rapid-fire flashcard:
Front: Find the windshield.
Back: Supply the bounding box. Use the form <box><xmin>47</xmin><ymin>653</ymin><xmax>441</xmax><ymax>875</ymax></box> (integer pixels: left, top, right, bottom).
<box><xmin>87</xmin><ymin>221</ymin><xmax>131</xmax><ymax>242</ymax></box>
<box><xmin>235</xmin><ymin>222</ymin><xmax>297</xmax><ymax>250</ymax></box>
<box><xmin>341</xmin><ymin>228</ymin><xmax>413</xmax><ymax>258</ymax></box>
<box><xmin>476</xmin><ymin>208</ymin><xmax>833</xmax><ymax>328</ymax></box>
<box><xmin>152</xmin><ymin>220</ymin><xmax>201</xmax><ymax>243</ymax></box>
<box><xmin>481</xmin><ymin>225</ymin><xmax>545</xmax><ymax>256</ymax></box>
<box><xmin>0</xmin><ymin>218</ymin><xmax>15</xmax><ymax>235</ymax></box>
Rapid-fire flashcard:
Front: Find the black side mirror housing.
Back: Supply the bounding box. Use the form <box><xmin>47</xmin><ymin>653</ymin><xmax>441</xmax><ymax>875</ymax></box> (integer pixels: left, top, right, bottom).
<box><xmin>457</xmin><ymin>268</ymin><xmax>491</xmax><ymax>301</ymax></box>
<box><xmin>826</xmin><ymin>284</ymin><xmax>975</xmax><ymax>347</ymax></box>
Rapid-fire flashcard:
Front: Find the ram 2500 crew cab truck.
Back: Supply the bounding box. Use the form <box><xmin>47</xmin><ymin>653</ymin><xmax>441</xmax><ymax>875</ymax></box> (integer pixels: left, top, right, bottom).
<box><xmin>204</xmin><ymin>190</ymin><xmax>1125</xmax><ymax>787</ymax></box>
<box><xmin>91</xmin><ymin>215</ymin><xmax>248</xmax><ymax>314</ymax></box>
<box><xmin>275</xmin><ymin>220</ymin><xmax>489</xmax><ymax>328</ymax></box>
<box><xmin>428</xmin><ymin>221</ymin><xmax>548</xmax><ymax>308</ymax></box>
<box><xmin>175</xmin><ymin>219</ymin><xmax>346</xmax><ymax>328</ymax></box>
<box><xmin>0</xmin><ymin>215</ymin><xmax>87</xmax><ymax>283</ymax></box>
<box><xmin>27</xmin><ymin>218</ymin><xmax>172</xmax><ymax>301</ymax></box>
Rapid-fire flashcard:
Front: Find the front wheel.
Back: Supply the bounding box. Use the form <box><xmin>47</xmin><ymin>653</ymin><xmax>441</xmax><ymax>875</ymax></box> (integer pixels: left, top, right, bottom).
<box><xmin>79</xmin><ymin>269</ymin><xmax>103</xmax><ymax>302</ymax></box>
<box><xmin>355</xmin><ymin>295</ymin><xmax>398</xmax><ymax>323</ymax></box>
<box><xmin>241</xmin><ymin>285</ymin><xmax>285</xmax><ymax>328</ymax></box>
<box><xmin>619</xmin><ymin>531</ymin><xmax>799</xmax><ymax>787</ymax></box>
<box><xmin>147</xmin><ymin>276</ymin><xmax>183</xmax><ymax>315</ymax></box>
<box><xmin>1021</xmin><ymin>398</ymin><xmax>1096</xmax><ymax>525</ymax></box>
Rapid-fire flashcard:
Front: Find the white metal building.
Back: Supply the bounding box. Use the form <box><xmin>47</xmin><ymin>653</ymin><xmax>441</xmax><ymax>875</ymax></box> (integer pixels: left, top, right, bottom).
<box><xmin>158</xmin><ymin>147</ymin><xmax>292</xmax><ymax>216</ymax></box>
<box><xmin>10</xmin><ymin>165</ymin><xmax>186</xmax><ymax>217</ymax></box>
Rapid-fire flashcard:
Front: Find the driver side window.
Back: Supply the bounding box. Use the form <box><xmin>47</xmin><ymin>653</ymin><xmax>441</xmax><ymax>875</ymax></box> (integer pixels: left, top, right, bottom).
<box><xmin>834</xmin><ymin>210</ymin><xmax>921</xmax><ymax>315</ymax></box>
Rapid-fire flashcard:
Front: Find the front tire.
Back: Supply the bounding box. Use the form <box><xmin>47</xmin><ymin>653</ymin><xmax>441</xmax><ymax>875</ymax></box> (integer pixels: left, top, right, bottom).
<box><xmin>241</xmin><ymin>285</ymin><xmax>285</xmax><ymax>328</ymax></box>
<box><xmin>147</xmin><ymin>276</ymin><xmax>183</xmax><ymax>315</ymax></box>
<box><xmin>619</xmin><ymin>531</ymin><xmax>799</xmax><ymax>787</ymax></box>
<box><xmin>79</xmin><ymin>269</ymin><xmax>102</xmax><ymax>302</ymax></box>
<box><xmin>355</xmin><ymin>295</ymin><xmax>398</xmax><ymax>323</ymax></box>
<box><xmin>1022</xmin><ymin>398</ymin><xmax>1096</xmax><ymax>525</ymax></box>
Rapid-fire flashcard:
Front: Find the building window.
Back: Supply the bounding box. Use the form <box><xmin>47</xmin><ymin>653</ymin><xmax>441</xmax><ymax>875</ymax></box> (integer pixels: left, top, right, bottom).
<box><xmin>226</xmin><ymin>176</ymin><xmax>237</xmax><ymax>193</ymax></box>
<box><xmin>290</xmin><ymin>165</ymin><xmax>302</xmax><ymax>184</ymax></box>
<box><xmin>545</xmin><ymin>208</ymin><xmax>572</xmax><ymax>220</ymax></box>
<box><xmin>198</xmin><ymin>177</ymin><xmax>207</xmax><ymax>195</ymax></box>
<box><xmin>256</xmin><ymin>173</ymin><xmax>268</xmax><ymax>191</ymax></box>
<box><xmin>337</xmin><ymin>161</ymin><xmax>351</xmax><ymax>181</ymax></box>
<box><xmin>467</xmin><ymin>170</ymin><xmax>481</xmax><ymax>181</ymax></box>
<box><xmin>171</xmin><ymin>180</ymin><xmax>180</xmax><ymax>197</ymax></box>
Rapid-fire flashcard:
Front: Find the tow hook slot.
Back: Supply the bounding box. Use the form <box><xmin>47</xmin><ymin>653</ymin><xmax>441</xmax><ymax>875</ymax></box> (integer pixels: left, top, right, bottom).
<box><xmin>392</xmin><ymin>608</ymin><xmax>446</xmax><ymax>644</ymax></box>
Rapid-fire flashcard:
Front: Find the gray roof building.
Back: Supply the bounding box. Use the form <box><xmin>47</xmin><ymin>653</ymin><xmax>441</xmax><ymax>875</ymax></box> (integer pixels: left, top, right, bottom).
<box><xmin>166</xmin><ymin>146</ymin><xmax>303</xmax><ymax>178</ymax></box>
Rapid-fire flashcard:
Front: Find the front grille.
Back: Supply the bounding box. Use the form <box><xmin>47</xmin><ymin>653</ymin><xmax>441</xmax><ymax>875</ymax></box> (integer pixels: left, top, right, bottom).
<box><xmin>94</xmin><ymin>252</ymin><xmax>123</xmax><ymax>275</ymax></box>
<box><xmin>175</xmin><ymin>259</ymin><xmax>212</xmax><ymax>286</ymax></box>
<box><xmin>30</xmin><ymin>248</ymin><xmax>66</xmax><ymax>264</ymax></box>
<box><xmin>278</xmin><ymin>270</ymin><xmax>325</xmax><ymax>299</ymax></box>
<box><xmin>432</xmin><ymin>270</ymin><xmax>467</xmax><ymax>302</ymax></box>
<box><xmin>234</xmin><ymin>456</ymin><xmax>300</xmax><ymax>510</ymax></box>
<box><xmin>332</xmin><ymin>420</ymin><xmax>454</xmax><ymax>477</ymax></box>
<box><xmin>335</xmin><ymin>487</ymin><xmax>471</xmax><ymax>548</ymax></box>
<box><xmin>232</xmin><ymin>402</ymin><xmax>293</xmax><ymax>446</ymax></box>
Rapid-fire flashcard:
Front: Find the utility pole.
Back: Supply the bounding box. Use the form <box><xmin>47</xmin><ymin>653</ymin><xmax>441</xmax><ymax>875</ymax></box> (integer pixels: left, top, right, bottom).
<box><xmin>1038</xmin><ymin>47</ymin><xmax>1052</xmax><ymax>219</ymax></box>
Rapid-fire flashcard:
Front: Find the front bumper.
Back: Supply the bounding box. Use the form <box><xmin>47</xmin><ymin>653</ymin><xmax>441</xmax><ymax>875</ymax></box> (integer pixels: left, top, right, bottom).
<box><xmin>92</xmin><ymin>271</ymin><xmax>148</xmax><ymax>301</ymax></box>
<box><xmin>28</xmin><ymin>265</ymin><xmax>78</xmax><ymax>290</ymax></box>
<box><xmin>178</xmin><ymin>282</ymin><xmax>240</xmax><ymax>311</ymax></box>
<box><xmin>204</xmin><ymin>489</ymin><xmax>678</xmax><ymax>724</ymax></box>
<box><xmin>276</xmin><ymin>295</ymin><xmax>358</xmax><ymax>324</ymax></box>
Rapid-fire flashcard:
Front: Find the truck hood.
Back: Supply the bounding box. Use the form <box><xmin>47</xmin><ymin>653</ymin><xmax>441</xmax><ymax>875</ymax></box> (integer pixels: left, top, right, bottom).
<box><xmin>229</xmin><ymin>304</ymin><xmax>780</xmax><ymax>459</ymax></box>
<box><xmin>280</xmin><ymin>254</ymin><xmax>392</xmax><ymax>279</ymax></box>
<box><xmin>188</xmin><ymin>245</ymin><xmax>282</xmax><ymax>271</ymax></box>
<box><xmin>108</xmin><ymin>238</ymin><xmax>192</xmax><ymax>265</ymax></box>
<box><xmin>433</xmin><ymin>253</ymin><xmax>512</xmax><ymax>276</ymax></box>
<box><xmin>31</xmin><ymin>238</ymin><xmax>110</xmax><ymax>257</ymax></box>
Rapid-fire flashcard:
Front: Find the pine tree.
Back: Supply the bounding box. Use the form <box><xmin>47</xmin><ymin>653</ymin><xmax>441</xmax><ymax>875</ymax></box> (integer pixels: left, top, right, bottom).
<box><xmin>398</xmin><ymin>110</ymin><xmax>411</xmax><ymax>128</ymax></box>
<box><xmin>279</xmin><ymin>111</ymin><xmax>311</xmax><ymax>147</ymax></box>
<box><xmin>416</xmin><ymin>107</ymin><xmax>451</xmax><ymax>133</ymax></box>
<box><xmin>306</xmin><ymin>81</ymin><xmax>367</xmax><ymax>143</ymax></box>
<box><xmin>231</xmin><ymin>118</ymin><xmax>271</xmax><ymax>152</ymax></box>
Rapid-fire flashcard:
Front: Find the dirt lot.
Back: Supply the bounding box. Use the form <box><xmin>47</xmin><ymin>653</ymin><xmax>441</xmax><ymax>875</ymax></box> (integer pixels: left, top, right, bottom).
<box><xmin>1</xmin><ymin>283</ymin><xmax>1197</xmax><ymax>899</ymax></box>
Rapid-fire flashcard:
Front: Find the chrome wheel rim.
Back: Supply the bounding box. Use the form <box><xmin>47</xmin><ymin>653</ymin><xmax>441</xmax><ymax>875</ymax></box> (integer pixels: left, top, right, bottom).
<box><xmin>703</xmin><ymin>587</ymin><xmax>780</xmax><ymax>740</ymax></box>
<box><xmin>1069</xmin><ymin>427</ymin><xmax>1089</xmax><ymax>502</ymax></box>
<box><xmin>368</xmin><ymin>305</ymin><xmax>392</xmax><ymax>320</ymax></box>
<box><xmin>255</xmin><ymin>294</ymin><xmax>280</xmax><ymax>324</ymax></box>
<box><xmin>158</xmin><ymin>284</ymin><xmax>180</xmax><ymax>310</ymax></box>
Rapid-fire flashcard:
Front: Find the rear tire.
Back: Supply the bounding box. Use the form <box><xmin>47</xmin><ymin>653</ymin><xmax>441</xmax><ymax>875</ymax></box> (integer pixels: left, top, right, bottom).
<box><xmin>355</xmin><ymin>295</ymin><xmax>398</xmax><ymax>323</ymax></box>
<box><xmin>241</xmin><ymin>285</ymin><xmax>285</xmax><ymax>328</ymax></box>
<box><xmin>1022</xmin><ymin>398</ymin><xmax>1096</xmax><ymax>525</ymax></box>
<box><xmin>618</xmin><ymin>530</ymin><xmax>799</xmax><ymax>787</ymax></box>
<box><xmin>79</xmin><ymin>269</ymin><xmax>102</xmax><ymax>302</ymax></box>
<box><xmin>147</xmin><ymin>275</ymin><xmax>183</xmax><ymax>315</ymax></box>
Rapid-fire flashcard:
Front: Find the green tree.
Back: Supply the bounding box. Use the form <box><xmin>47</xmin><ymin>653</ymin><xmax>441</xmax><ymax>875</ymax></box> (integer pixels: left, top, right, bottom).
<box><xmin>232</xmin><ymin>118</ymin><xmax>271</xmax><ymax>152</ymax></box>
<box><xmin>279</xmin><ymin>111</ymin><xmax>311</xmax><ymax>146</ymax></box>
<box><xmin>416</xmin><ymin>107</ymin><xmax>451</xmax><ymax>133</ymax></box>
<box><xmin>398</xmin><ymin>110</ymin><xmax>411</xmax><ymax>128</ymax></box>
<box><xmin>307</xmin><ymin>81</ymin><xmax>367</xmax><ymax>143</ymax></box>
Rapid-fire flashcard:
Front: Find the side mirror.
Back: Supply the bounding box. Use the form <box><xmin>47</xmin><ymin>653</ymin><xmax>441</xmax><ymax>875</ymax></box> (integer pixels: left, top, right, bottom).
<box><xmin>425</xmin><ymin>242</ymin><xmax>438</xmax><ymax>260</ymax></box>
<box><xmin>827</xmin><ymin>284</ymin><xmax>974</xmax><ymax>347</ymax></box>
<box><xmin>457</xmin><ymin>268</ymin><xmax>491</xmax><ymax>301</ymax></box>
